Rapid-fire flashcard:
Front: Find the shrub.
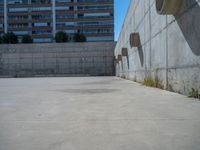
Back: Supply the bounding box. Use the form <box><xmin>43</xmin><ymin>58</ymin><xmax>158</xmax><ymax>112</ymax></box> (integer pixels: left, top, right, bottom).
<box><xmin>2</xmin><ymin>32</ymin><xmax>18</xmax><ymax>44</ymax></box>
<box><xmin>55</xmin><ymin>31</ymin><xmax>69</xmax><ymax>43</ymax></box>
<box><xmin>22</xmin><ymin>35</ymin><xmax>33</xmax><ymax>43</ymax></box>
<box><xmin>73</xmin><ymin>33</ymin><xmax>86</xmax><ymax>42</ymax></box>
<box><xmin>0</xmin><ymin>36</ymin><xmax>2</xmax><ymax>44</ymax></box>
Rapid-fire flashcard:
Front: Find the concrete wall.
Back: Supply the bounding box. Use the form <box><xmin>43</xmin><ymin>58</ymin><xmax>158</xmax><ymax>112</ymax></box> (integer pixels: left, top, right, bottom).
<box><xmin>115</xmin><ymin>0</ymin><xmax>200</xmax><ymax>95</ymax></box>
<box><xmin>0</xmin><ymin>42</ymin><xmax>115</xmax><ymax>77</ymax></box>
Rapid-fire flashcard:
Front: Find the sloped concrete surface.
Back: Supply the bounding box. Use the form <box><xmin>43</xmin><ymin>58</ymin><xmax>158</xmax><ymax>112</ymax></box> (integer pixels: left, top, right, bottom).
<box><xmin>0</xmin><ymin>77</ymin><xmax>200</xmax><ymax>150</ymax></box>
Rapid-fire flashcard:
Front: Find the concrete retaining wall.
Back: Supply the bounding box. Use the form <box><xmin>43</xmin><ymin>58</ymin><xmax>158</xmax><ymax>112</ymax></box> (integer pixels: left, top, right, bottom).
<box><xmin>0</xmin><ymin>42</ymin><xmax>115</xmax><ymax>77</ymax></box>
<box><xmin>115</xmin><ymin>0</ymin><xmax>200</xmax><ymax>95</ymax></box>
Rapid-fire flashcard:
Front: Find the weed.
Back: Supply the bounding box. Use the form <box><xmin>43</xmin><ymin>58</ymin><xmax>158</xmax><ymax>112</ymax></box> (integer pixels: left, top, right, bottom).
<box><xmin>121</xmin><ymin>75</ymin><xmax>126</xmax><ymax>79</ymax></box>
<box><xmin>144</xmin><ymin>76</ymin><xmax>164</xmax><ymax>89</ymax></box>
<box><xmin>189</xmin><ymin>88</ymin><xmax>200</xmax><ymax>99</ymax></box>
<box><xmin>168</xmin><ymin>84</ymin><xmax>174</xmax><ymax>92</ymax></box>
<box><xmin>144</xmin><ymin>77</ymin><xmax>156</xmax><ymax>87</ymax></box>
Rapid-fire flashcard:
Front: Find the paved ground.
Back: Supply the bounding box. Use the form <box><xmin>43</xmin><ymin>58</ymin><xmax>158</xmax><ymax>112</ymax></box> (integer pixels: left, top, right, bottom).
<box><xmin>0</xmin><ymin>77</ymin><xmax>200</xmax><ymax>150</ymax></box>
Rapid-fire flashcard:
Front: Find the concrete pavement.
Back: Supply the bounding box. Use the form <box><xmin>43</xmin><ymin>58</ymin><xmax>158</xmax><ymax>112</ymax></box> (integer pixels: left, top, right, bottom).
<box><xmin>0</xmin><ymin>77</ymin><xmax>200</xmax><ymax>150</ymax></box>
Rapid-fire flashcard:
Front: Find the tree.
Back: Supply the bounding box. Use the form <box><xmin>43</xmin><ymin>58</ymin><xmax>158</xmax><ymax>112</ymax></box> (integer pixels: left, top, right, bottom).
<box><xmin>73</xmin><ymin>33</ymin><xmax>86</xmax><ymax>42</ymax></box>
<box><xmin>55</xmin><ymin>31</ymin><xmax>69</xmax><ymax>43</ymax></box>
<box><xmin>0</xmin><ymin>36</ymin><xmax>2</xmax><ymax>44</ymax></box>
<box><xmin>22</xmin><ymin>35</ymin><xmax>33</xmax><ymax>43</ymax></box>
<box><xmin>2</xmin><ymin>32</ymin><xmax>18</xmax><ymax>44</ymax></box>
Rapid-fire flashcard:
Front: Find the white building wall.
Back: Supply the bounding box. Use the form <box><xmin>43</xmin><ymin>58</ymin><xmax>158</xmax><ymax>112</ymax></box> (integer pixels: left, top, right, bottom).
<box><xmin>115</xmin><ymin>0</ymin><xmax>200</xmax><ymax>95</ymax></box>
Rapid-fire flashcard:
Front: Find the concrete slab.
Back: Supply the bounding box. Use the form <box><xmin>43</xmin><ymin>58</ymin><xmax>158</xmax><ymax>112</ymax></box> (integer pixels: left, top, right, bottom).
<box><xmin>0</xmin><ymin>77</ymin><xmax>200</xmax><ymax>150</ymax></box>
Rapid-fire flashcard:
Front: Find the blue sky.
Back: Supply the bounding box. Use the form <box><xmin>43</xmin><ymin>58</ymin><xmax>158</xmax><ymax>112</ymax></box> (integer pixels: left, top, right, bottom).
<box><xmin>114</xmin><ymin>0</ymin><xmax>131</xmax><ymax>41</ymax></box>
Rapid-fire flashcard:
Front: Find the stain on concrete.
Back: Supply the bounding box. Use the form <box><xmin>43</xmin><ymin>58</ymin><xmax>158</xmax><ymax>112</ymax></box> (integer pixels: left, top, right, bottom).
<box><xmin>59</xmin><ymin>89</ymin><xmax>119</xmax><ymax>94</ymax></box>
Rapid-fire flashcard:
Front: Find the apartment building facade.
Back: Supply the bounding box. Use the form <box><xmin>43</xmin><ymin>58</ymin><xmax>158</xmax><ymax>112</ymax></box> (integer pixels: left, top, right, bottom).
<box><xmin>0</xmin><ymin>0</ymin><xmax>114</xmax><ymax>43</ymax></box>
